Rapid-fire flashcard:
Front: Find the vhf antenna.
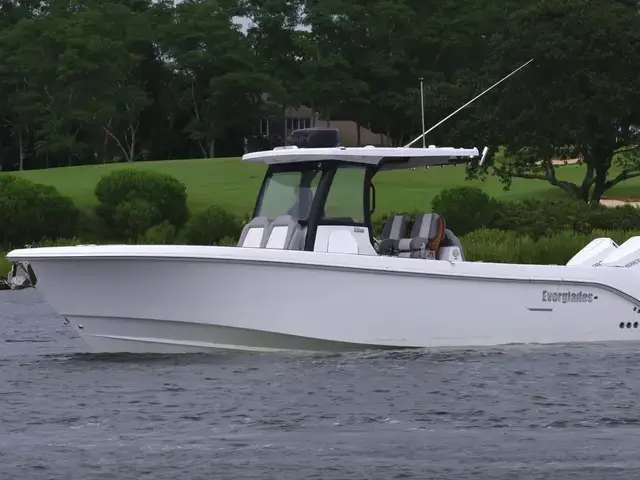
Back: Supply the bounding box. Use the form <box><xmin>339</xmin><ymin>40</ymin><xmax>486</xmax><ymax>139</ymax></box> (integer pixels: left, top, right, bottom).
<box><xmin>404</xmin><ymin>58</ymin><xmax>534</xmax><ymax>151</ymax></box>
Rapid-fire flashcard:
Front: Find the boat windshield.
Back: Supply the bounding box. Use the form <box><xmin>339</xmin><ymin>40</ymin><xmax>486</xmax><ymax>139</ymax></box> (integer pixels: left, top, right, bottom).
<box><xmin>322</xmin><ymin>165</ymin><xmax>367</xmax><ymax>224</ymax></box>
<box><xmin>256</xmin><ymin>168</ymin><xmax>321</xmax><ymax>221</ymax></box>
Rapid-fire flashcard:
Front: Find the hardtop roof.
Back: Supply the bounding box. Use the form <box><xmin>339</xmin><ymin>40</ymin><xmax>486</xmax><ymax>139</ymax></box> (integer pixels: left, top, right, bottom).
<box><xmin>241</xmin><ymin>145</ymin><xmax>480</xmax><ymax>171</ymax></box>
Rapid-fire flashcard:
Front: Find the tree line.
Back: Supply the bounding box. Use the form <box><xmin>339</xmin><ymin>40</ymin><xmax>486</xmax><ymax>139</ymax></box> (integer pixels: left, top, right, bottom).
<box><xmin>0</xmin><ymin>0</ymin><xmax>639</xmax><ymax>202</ymax></box>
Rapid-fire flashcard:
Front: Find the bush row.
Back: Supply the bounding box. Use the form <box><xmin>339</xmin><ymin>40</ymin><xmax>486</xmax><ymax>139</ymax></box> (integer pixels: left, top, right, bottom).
<box><xmin>0</xmin><ymin>170</ymin><xmax>246</xmax><ymax>249</ymax></box>
<box><xmin>460</xmin><ymin>228</ymin><xmax>640</xmax><ymax>265</ymax></box>
<box><xmin>373</xmin><ymin>186</ymin><xmax>640</xmax><ymax>240</ymax></box>
<box><xmin>4</xmin><ymin>172</ymin><xmax>640</xmax><ymax>255</ymax></box>
<box><xmin>0</xmin><ymin>175</ymin><xmax>79</xmax><ymax>248</ymax></box>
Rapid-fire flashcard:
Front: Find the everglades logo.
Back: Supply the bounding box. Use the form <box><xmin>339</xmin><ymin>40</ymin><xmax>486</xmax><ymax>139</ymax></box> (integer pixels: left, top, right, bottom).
<box><xmin>542</xmin><ymin>290</ymin><xmax>595</xmax><ymax>303</ymax></box>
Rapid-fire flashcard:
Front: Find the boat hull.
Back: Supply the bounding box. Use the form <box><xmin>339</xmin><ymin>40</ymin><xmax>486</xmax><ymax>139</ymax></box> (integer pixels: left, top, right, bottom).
<box><xmin>7</xmin><ymin>244</ymin><xmax>640</xmax><ymax>353</ymax></box>
<box><xmin>61</xmin><ymin>315</ymin><xmax>380</xmax><ymax>353</ymax></box>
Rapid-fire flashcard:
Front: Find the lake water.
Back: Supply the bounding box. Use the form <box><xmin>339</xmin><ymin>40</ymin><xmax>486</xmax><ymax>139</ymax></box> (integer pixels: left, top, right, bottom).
<box><xmin>3</xmin><ymin>288</ymin><xmax>640</xmax><ymax>479</ymax></box>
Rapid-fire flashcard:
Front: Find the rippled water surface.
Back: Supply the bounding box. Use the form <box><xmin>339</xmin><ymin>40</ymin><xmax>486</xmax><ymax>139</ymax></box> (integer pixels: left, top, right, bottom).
<box><xmin>3</xmin><ymin>289</ymin><xmax>640</xmax><ymax>479</ymax></box>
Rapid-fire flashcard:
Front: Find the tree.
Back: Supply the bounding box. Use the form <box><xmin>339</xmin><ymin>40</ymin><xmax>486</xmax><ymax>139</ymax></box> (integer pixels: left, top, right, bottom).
<box><xmin>163</xmin><ymin>0</ymin><xmax>270</xmax><ymax>158</ymax></box>
<box><xmin>0</xmin><ymin>1</ymin><xmax>153</xmax><ymax>165</ymax></box>
<box><xmin>476</xmin><ymin>0</ymin><xmax>640</xmax><ymax>203</ymax></box>
<box><xmin>242</xmin><ymin>0</ymin><xmax>304</xmax><ymax>139</ymax></box>
<box><xmin>0</xmin><ymin>0</ymin><xmax>636</xmax><ymax>175</ymax></box>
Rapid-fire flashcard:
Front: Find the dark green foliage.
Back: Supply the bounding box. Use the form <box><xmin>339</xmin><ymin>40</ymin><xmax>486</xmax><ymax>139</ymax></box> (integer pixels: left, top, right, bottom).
<box><xmin>489</xmin><ymin>198</ymin><xmax>590</xmax><ymax>239</ymax></box>
<box><xmin>461</xmin><ymin>228</ymin><xmax>640</xmax><ymax>265</ymax></box>
<box><xmin>489</xmin><ymin>198</ymin><xmax>640</xmax><ymax>239</ymax></box>
<box><xmin>112</xmin><ymin>198</ymin><xmax>162</xmax><ymax>240</ymax></box>
<box><xmin>95</xmin><ymin>169</ymin><xmax>189</xmax><ymax>240</ymax></box>
<box><xmin>379</xmin><ymin>193</ymin><xmax>640</xmax><ymax>241</ymax></box>
<box><xmin>0</xmin><ymin>175</ymin><xmax>79</xmax><ymax>247</ymax></box>
<box><xmin>475</xmin><ymin>0</ymin><xmax>640</xmax><ymax>203</ymax></box>
<box><xmin>180</xmin><ymin>205</ymin><xmax>243</xmax><ymax>246</ymax></box>
<box><xmin>139</xmin><ymin>220</ymin><xmax>177</xmax><ymax>244</ymax></box>
<box><xmin>583</xmin><ymin>204</ymin><xmax>640</xmax><ymax>231</ymax></box>
<box><xmin>431</xmin><ymin>186</ymin><xmax>497</xmax><ymax>236</ymax></box>
<box><xmin>75</xmin><ymin>208</ymin><xmax>107</xmax><ymax>243</ymax></box>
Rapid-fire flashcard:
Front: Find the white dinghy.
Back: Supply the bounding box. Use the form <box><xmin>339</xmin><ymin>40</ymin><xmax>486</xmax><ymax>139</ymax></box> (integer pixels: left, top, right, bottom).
<box><xmin>5</xmin><ymin>135</ymin><xmax>640</xmax><ymax>353</ymax></box>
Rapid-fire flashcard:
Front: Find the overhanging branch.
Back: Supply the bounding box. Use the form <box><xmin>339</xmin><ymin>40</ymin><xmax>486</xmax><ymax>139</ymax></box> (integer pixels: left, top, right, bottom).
<box><xmin>605</xmin><ymin>170</ymin><xmax>640</xmax><ymax>189</ymax></box>
<box><xmin>615</xmin><ymin>145</ymin><xmax>640</xmax><ymax>156</ymax></box>
<box><xmin>511</xmin><ymin>167</ymin><xmax>580</xmax><ymax>197</ymax></box>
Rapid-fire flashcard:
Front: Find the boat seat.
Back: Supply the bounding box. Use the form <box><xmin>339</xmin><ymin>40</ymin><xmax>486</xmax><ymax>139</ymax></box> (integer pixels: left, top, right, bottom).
<box><xmin>237</xmin><ymin>216</ymin><xmax>271</xmax><ymax>248</ymax></box>
<box><xmin>264</xmin><ymin>214</ymin><xmax>304</xmax><ymax>250</ymax></box>
<box><xmin>377</xmin><ymin>215</ymin><xmax>412</xmax><ymax>255</ymax></box>
<box><xmin>397</xmin><ymin>213</ymin><xmax>446</xmax><ymax>259</ymax></box>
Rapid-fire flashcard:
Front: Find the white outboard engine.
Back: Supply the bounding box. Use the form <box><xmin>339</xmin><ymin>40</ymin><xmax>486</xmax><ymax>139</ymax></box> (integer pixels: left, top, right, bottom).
<box><xmin>599</xmin><ymin>236</ymin><xmax>640</xmax><ymax>268</ymax></box>
<box><xmin>567</xmin><ymin>237</ymin><xmax>618</xmax><ymax>267</ymax></box>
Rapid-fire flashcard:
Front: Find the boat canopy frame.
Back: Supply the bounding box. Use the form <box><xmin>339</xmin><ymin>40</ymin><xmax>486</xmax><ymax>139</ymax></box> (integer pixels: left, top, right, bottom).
<box><xmin>249</xmin><ymin>148</ymin><xmax>480</xmax><ymax>252</ymax></box>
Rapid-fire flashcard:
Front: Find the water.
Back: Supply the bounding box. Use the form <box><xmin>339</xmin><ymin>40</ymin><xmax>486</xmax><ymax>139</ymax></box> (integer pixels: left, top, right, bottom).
<box><xmin>3</xmin><ymin>289</ymin><xmax>640</xmax><ymax>479</ymax></box>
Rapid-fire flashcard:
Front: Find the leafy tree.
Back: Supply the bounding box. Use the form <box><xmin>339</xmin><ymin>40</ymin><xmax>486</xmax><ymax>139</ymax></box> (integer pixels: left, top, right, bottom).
<box><xmin>476</xmin><ymin>0</ymin><xmax>640</xmax><ymax>203</ymax></box>
<box><xmin>0</xmin><ymin>0</ymin><xmax>635</xmax><ymax>178</ymax></box>
<box><xmin>242</xmin><ymin>0</ymin><xmax>304</xmax><ymax>139</ymax></box>
<box><xmin>162</xmin><ymin>0</ymin><xmax>270</xmax><ymax>158</ymax></box>
<box><xmin>0</xmin><ymin>1</ymin><xmax>153</xmax><ymax>165</ymax></box>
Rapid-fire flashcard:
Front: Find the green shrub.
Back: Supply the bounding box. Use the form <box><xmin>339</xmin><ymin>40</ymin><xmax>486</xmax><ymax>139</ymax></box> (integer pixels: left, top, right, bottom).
<box><xmin>113</xmin><ymin>198</ymin><xmax>162</xmax><ymax>240</ymax></box>
<box><xmin>431</xmin><ymin>186</ymin><xmax>497</xmax><ymax>235</ymax></box>
<box><xmin>139</xmin><ymin>221</ymin><xmax>177</xmax><ymax>244</ymax></box>
<box><xmin>75</xmin><ymin>208</ymin><xmax>107</xmax><ymax>243</ymax></box>
<box><xmin>95</xmin><ymin>169</ymin><xmax>189</xmax><ymax>240</ymax></box>
<box><xmin>527</xmin><ymin>230</ymin><xmax>594</xmax><ymax>265</ymax></box>
<box><xmin>489</xmin><ymin>198</ymin><xmax>590</xmax><ymax>239</ymax></box>
<box><xmin>460</xmin><ymin>228</ymin><xmax>640</xmax><ymax>265</ymax></box>
<box><xmin>461</xmin><ymin>228</ymin><xmax>534</xmax><ymax>263</ymax></box>
<box><xmin>586</xmin><ymin>204</ymin><xmax>640</xmax><ymax>231</ymax></box>
<box><xmin>181</xmin><ymin>205</ymin><xmax>243</xmax><ymax>245</ymax></box>
<box><xmin>599</xmin><ymin>228</ymin><xmax>640</xmax><ymax>244</ymax></box>
<box><xmin>0</xmin><ymin>175</ymin><xmax>79</xmax><ymax>248</ymax></box>
<box><xmin>216</xmin><ymin>236</ymin><xmax>239</xmax><ymax>246</ymax></box>
<box><xmin>32</xmin><ymin>237</ymin><xmax>89</xmax><ymax>247</ymax></box>
<box><xmin>378</xmin><ymin>196</ymin><xmax>640</xmax><ymax>240</ymax></box>
<box><xmin>489</xmin><ymin>198</ymin><xmax>640</xmax><ymax>239</ymax></box>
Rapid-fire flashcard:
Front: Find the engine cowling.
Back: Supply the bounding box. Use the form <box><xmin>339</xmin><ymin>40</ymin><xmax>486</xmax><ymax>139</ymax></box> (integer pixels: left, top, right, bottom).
<box><xmin>567</xmin><ymin>237</ymin><xmax>618</xmax><ymax>267</ymax></box>
<box><xmin>599</xmin><ymin>237</ymin><xmax>640</xmax><ymax>268</ymax></box>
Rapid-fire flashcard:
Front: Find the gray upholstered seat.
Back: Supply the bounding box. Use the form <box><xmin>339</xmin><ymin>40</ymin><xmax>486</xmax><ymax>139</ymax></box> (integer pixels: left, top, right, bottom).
<box><xmin>396</xmin><ymin>213</ymin><xmax>446</xmax><ymax>259</ymax></box>
<box><xmin>264</xmin><ymin>214</ymin><xmax>304</xmax><ymax>250</ymax></box>
<box><xmin>237</xmin><ymin>216</ymin><xmax>271</xmax><ymax>248</ymax></box>
<box><xmin>377</xmin><ymin>215</ymin><xmax>411</xmax><ymax>255</ymax></box>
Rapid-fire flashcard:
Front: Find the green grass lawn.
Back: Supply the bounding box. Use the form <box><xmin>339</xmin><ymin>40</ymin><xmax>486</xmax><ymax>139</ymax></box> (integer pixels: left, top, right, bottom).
<box><xmin>7</xmin><ymin>156</ymin><xmax>640</xmax><ymax>217</ymax></box>
<box><xmin>10</xmin><ymin>157</ymin><xmax>268</xmax><ymax>216</ymax></box>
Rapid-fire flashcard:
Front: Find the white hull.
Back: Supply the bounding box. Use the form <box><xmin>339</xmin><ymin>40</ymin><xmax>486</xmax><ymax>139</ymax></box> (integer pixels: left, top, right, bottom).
<box><xmin>7</xmin><ymin>244</ymin><xmax>640</xmax><ymax>353</ymax></box>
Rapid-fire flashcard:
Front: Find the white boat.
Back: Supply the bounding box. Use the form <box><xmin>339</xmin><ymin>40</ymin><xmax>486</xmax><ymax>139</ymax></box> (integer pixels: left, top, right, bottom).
<box><xmin>6</xmin><ymin>136</ymin><xmax>640</xmax><ymax>354</ymax></box>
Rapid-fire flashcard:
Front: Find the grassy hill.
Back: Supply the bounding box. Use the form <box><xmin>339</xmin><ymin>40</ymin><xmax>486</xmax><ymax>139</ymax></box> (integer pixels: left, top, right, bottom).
<box><xmin>6</xmin><ymin>156</ymin><xmax>640</xmax><ymax>217</ymax></box>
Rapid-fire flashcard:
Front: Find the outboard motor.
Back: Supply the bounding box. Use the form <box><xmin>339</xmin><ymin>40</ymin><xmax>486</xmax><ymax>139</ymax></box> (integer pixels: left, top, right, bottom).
<box><xmin>567</xmin><ymin>237</ymin><xmax>618</xmax><ymax>267</ymax></box>
<box><xmin>285</xmin><ymin>128</ymin><xmax>340</xmax><ymax>148</ymax></box>
<box><xmin>598</xmin><ymin>236</ymin><xmax>640</xmax><ymax>268</ymax></box>
<box><xmin>6</xmin><ymin>261</ymin><xmax>37</xmax><ymax>290</ymax></box>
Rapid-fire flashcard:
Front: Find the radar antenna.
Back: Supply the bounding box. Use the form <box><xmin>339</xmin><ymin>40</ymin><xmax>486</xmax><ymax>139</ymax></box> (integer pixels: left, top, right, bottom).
<box><xmin>404</xmin><ymin>58</ymin><xmax>534</xmax><ymax>148</ymax></box>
